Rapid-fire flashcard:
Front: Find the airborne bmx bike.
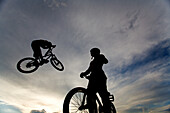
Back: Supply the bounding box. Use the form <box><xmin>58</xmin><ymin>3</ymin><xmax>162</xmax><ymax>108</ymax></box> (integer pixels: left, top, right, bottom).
<box><xmin>63</xmin><ymin>77</ymin><xmax>116</xmax><ymax>113</ymax></box>
<box><xmin>17</xmin><ymin>45</ymin><xmax>64</xmax><ymax>73</ymax></box>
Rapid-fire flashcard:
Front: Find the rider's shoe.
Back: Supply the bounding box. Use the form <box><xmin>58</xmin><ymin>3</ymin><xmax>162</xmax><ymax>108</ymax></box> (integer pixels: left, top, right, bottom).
<box><xmin>78</xmin><ymin>104</ymin><xmax>88</xmax><ymax>110</ymax></box>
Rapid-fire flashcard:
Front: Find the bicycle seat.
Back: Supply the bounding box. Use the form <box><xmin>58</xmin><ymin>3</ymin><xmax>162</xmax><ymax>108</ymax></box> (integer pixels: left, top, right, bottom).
<box><xmin>109</xmin><ymin>94</ymin><xmax>114</xmax><ymax>102</ymax></box>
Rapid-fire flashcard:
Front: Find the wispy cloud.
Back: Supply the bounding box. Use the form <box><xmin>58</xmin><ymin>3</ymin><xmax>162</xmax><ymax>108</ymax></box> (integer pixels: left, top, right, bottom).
<box><xmin>30</xmin><ymin>109</ymin><xmax>47</xmax><ymax>113</ymax></box>
<box><xmin>43</xmin><ymin>0</ymin><xmax>67</xmax><ymax>9</ymax></box>
<box><xmin>108</xmin><ymin>39</ymin><xmax>170</xmax><ymax>112</ymax></box>
<box><xmin>0</xmin><ymin>0</ymin><xmax>170</xmax><ymax>112</ymax></box>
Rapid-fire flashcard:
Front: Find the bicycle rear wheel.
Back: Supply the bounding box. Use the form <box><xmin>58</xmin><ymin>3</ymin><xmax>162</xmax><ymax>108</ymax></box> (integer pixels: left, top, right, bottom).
<box><xmin>63</xmin><ymin>87</ymin><xmax>89</xmax><ymax>113</ymax></box>
<box><xmin>50</xmin><ymin>56</ymin><xmax>64</xmax><ymax>71</ymax></box>
<box><xmin>111</xmin><ymin>103</ymin><xmax>116</xmax><ymax>113</ymax></box>
<box><xmin>17</xmin><ymin>57</ymin><xmax>39</xmax><ymax>73</ymax></box>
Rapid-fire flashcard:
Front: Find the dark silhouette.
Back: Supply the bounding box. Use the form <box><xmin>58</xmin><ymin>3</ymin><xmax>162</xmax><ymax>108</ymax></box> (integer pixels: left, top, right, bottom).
<box><xmin>63</xmin><ymin>82</ymin><xmax>116</xmax><ymax>113</ymax></box>
<box><xmin>80</xmin><ymin>48</ymin><xmax>111</xmax><ymax>113</ymax></box>
<box><xmin>63</xmin><ymin>48</ymin><xmax>116</xmax><ymax>113</ymax></box>
<box><xmin>31</xmin><ymin>39</ymin><xmax>54</xmax><ymax>64</ymax></box>
<box><xmin>16</xmin><ymin>40</ymin><xmax>64</xmax><ymax>73</ymax></box>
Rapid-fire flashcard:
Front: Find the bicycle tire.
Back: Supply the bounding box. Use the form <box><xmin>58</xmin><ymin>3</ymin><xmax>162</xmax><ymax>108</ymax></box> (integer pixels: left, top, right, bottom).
<box><xmin>63</xmin><ymin>87</ymin><xmax>89</xmax><ymax>113</ymax></box>
<box><xmin>50</xmin><ymin>56</ymin><xmax>64</xmax><ymax>71</ymax></box>
<box><xmin>17</xmin><ymin>57</ymin><xmax>39</xmax><ymax>73</ymax></box>
<box><xmin>111</xmin><ymin>103</ymin><xmax>116</xmax><ymax>113</ymax></box>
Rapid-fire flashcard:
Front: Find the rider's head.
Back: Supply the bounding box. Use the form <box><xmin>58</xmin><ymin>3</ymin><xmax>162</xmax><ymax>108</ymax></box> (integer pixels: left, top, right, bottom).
<box><xmin>90</xmin><ymin>48</ymin><xmax>100</xmax><ymax>57</ymax></box>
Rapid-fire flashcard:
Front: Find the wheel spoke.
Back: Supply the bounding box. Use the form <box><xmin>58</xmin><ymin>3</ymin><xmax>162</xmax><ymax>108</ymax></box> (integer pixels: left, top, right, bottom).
<box><xmin>63</xmin><ymin>88</ymin><xmax>89</xmax><ymax>113</ymax></box>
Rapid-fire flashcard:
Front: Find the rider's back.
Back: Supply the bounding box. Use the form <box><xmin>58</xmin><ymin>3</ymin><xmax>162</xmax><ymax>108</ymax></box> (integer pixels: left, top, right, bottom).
<box><xmin>89</xmin><ymin>54</ymin><xmax>108</xmax><ymax>80</ymax></box>
<box><xmin>32</xmin><ymin>39</ymin><xmax>52</xmax><ymax>49</ymax></box>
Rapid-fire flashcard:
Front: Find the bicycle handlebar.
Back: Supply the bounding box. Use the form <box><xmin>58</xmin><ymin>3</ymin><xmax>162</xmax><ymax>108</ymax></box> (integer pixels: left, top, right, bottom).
<box><xmin>51</xmin><ymin>45</ymin><xmax>56</xmax><ymax>48</ymax></box>
<box><xmin>44</xmin><ymin>45</ymin><xmax>56</xmax><ymax>57</ymax></box>
<box><xmin>48</xmin><ymin>45</ymin><xmax>56</xmax><ymax>50</ymax></box>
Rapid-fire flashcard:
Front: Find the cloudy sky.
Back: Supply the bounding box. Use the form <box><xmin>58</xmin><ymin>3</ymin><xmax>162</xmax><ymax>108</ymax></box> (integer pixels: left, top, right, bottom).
<box><xmin>0</xmin><ymin>0</ymin><xmax>170</xmax><ymax>113</ymax></box>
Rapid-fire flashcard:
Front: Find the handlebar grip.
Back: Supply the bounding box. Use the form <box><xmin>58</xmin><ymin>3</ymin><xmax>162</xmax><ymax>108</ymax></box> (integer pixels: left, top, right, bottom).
<box><xmin>52</xmin><ymin>45</ymin><xmax>56</xmax><ymax>48</ymax></box>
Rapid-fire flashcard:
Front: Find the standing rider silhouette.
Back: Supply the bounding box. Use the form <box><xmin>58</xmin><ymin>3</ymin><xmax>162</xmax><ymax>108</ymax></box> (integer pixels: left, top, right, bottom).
<box><xmin>80</xmin><ymin>48</ymin><xmax>111</xmax><ymax>113</ymax></box>
<box><xmin>31</xmin><ymin>39</ymin><xmax>54</xmax><ymax>64</ymax></box>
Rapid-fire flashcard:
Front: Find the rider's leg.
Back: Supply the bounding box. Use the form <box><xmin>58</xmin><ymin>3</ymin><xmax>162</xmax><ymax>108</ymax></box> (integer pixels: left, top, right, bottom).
<box><xmin>98</xmin><ymin>80</ymin><xmax>111</xmax><ymax>113</ymax></box>
<box><xmin>32</xmin><ymin>43</ymin><xmax>47</xmax><ymax>65</ymax></box>
<box><xmin>99</xmin><ymin>91</ymin><xmax>111</xmax><ymax>113</ymax></box>
<box><xmin>31</xmin><ymin>41</ymin><xmax>49</xmax><ymax>65</ymax></box>
<box><xmin>87</xmin><ymin>81</ymin><xmax>97</xmax><ymax>113</ymax></box>
<box><xmin>31</xmin><ymin>41</ymin><xmax>42</xmax><ymax>59</ymax></box>
<box><xmin>87</xmin><ymin>90</ymin><xmax>97</xmax><ymax>113</ymax></box>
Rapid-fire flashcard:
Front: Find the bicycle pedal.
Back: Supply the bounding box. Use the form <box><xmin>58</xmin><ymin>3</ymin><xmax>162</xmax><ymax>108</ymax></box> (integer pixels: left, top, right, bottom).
<box><xmin>78</xmin><ymin>105</ymin><xmax>88</xmax><ymax>110</ymax></box>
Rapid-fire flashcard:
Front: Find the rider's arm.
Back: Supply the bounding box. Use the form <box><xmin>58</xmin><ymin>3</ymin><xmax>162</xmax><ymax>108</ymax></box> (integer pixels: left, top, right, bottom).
<box><xmin>80</xmin><ymin>62</ymin><xmax>92</xmax><ymax>78</ymax></box>
<box><xmin>42</xmin><ymin>41</ymin><xmax>52</xmax><ymax>49</ymax></box>
<box><xmin>83</xmin><ymin>67</ymin><xmax>91</xmax><ymax>75</ymax></box>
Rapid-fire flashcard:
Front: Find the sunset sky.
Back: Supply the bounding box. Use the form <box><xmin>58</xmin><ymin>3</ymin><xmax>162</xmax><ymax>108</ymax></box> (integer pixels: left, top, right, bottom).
<box><xmin>0</xmin><ymin>0</ymin><xmax>170</xmax><ymax>113</ymax></box>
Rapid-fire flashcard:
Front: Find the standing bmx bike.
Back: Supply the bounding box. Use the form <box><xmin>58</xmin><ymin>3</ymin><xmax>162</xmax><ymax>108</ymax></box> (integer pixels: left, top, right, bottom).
<box><xmin>63</xmin><ymin>76</ymin><xmax>116</xmax><ymax>113</ymax></box>
<box><xmin>17</xmin><ymin>45</ymin><xmax>64</xmax><ymax>73</ymax></box>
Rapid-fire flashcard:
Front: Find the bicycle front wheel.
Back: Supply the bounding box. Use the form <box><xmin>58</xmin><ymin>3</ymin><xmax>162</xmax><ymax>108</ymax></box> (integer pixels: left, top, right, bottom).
<box><xmin>50</xmin><ymin>56</ymin><xmax>64</xmax><ymax>71</ymax></box>
<box><xmin>17</xmin><ymin>57</ymin><xmax>39</xmax><ymax>73</ymax></box>
<box><xmin>63</xmin><ymin>87</ymin><xmax>89</xmax><ymax>113</ymax></box>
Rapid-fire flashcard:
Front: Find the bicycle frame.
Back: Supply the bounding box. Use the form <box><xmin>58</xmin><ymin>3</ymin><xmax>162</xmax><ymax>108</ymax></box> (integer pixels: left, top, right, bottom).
<box><xmin>79</xmin><ymin>76</ymin><xmax>114</xmax><ymax>112</ymax></box>
<box><xmin>79</xmin><ymin>91</ymin><xmax>103</xmax><ymax>111</ymax></box>
<box><xmin>42</xmin><ymin>46</ymin><xmax>55</xmax><ymax>60</ymax></box>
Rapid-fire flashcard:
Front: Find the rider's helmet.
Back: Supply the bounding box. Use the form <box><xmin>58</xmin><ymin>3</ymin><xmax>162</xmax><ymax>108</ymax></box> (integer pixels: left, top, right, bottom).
<box><xmin>90</xmin><ymin>48</ymin><xmax>100</xmax><ymax>57</ymax></box>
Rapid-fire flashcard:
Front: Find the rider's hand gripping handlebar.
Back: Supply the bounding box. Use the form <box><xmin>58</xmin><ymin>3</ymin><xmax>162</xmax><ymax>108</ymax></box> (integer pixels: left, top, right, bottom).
<box><xmin>80</xmin><ymin>72</ymin><xmax>85</xmax><ymax>78</ymax></box>
<box><xmin>51</xmin><ymin>45</ymin><xmax>56</xmax><ymax>48</ymax></box>
<box><xmin>80</xmin><ymin>72</ymin><xmax>90</xmax><ymax>80</ymax></box>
